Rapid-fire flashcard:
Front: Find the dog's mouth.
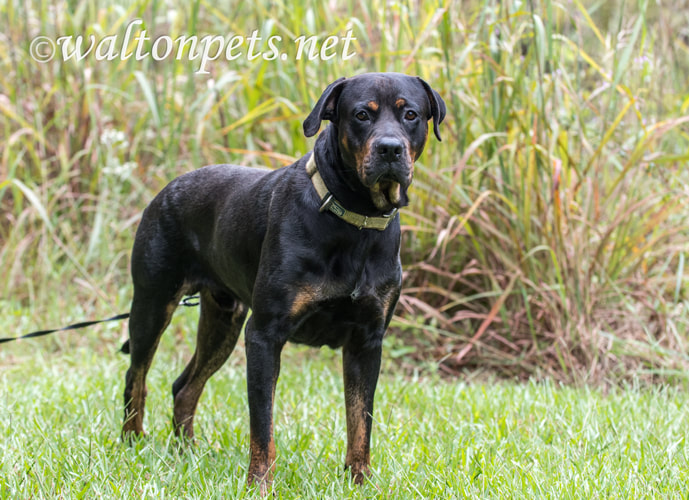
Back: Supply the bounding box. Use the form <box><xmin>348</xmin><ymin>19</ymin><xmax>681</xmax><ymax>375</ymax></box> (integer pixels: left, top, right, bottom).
<box><xmin>354</xmin><ymin>150</ymin><xmax>413</xmax><ymax>211</ymax></box>
<box><xmin>370</xmin><ymin>177</ymin><xmax>404</xmax><ymax>210</ymax></box>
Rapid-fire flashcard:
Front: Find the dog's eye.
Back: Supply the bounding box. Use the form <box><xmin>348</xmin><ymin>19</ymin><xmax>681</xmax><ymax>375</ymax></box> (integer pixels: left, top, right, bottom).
<box><xmin>356</xmin><ymin>111</ymin><xmax>369</xmax><ymax>121</ymax></box>
<box><xmin>404</xmin><ymin>110</ymin><xmax>418</xmax><ymax>121</ymax></box>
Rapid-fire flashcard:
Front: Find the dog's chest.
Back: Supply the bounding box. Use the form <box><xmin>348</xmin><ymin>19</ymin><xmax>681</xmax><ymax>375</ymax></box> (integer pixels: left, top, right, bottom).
<box><xmin>286</xmin><ymin>249</ymin><xmax>398</xmax><ymax>349</ymax></box>
<box><xmin>288</xmin><ymin>290</ymin><xmax>388</xmax><ymax>349</ymax></box>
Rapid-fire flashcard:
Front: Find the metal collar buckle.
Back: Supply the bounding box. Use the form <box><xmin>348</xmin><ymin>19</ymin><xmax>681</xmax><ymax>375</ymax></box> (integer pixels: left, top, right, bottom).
<box><xmin>319</xmin><ymin>193</ymin><xmax>334</xmax><ymax>213</ymax></box>
<box><xmin>383</xmin><ymin>208</ymin><xmax>399</xmax><ymax>219</ymax></box>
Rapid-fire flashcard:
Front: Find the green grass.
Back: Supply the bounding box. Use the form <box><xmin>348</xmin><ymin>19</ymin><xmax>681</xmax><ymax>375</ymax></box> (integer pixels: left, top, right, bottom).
<box><xmin>1</xmin><ymin>310</ymin><xmax>689</xmax><ymax>498</ymax></box>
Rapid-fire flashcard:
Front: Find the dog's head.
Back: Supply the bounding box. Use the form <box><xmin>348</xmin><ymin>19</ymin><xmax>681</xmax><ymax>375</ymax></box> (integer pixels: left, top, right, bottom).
<box><xmin>303</xmin><ymin>73</ymin><xmax>446</xmax><ymax>211</ymax></box>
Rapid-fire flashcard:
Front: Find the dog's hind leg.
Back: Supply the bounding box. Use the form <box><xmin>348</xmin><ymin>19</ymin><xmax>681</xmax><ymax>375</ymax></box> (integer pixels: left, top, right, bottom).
<box><xmin>172</xmin><ymin>289</ymin><xmax>247</xmax><ymax>440</ymax></box>
<box><xmin>122</xmin><ymin>284</ymin><xmax>183</xmax><ymax>440</ymax></box>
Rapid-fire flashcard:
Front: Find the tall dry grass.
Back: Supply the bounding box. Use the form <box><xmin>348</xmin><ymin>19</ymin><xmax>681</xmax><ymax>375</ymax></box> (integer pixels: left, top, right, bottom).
<box><xmin>1</xmin><ymin>0</ymin><xmax>688</xmax><ymax>382</ymax></box>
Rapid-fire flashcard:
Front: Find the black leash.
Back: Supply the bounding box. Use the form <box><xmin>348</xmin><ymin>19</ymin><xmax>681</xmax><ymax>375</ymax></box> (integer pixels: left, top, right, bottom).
<box><xmin>0</xmin><ymin>295</ymin><xmax>200</xmax><ymax>345</ymax></box>
<box><xmin>0</xmin><ymin>313</ymin><xmax>132</xmax><ymax>344</ymax></box>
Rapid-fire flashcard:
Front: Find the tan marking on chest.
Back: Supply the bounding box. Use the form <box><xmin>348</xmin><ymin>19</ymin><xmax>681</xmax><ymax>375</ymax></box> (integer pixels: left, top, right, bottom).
<box><xmin>290</xmin><ymin>286</ymin><xmax>320</xmax><ymax>318</ymax></box>
<box><xmin>381</xmin><ymin>287</ymin><xmax>398</xmax><ymax>319</ymax></box>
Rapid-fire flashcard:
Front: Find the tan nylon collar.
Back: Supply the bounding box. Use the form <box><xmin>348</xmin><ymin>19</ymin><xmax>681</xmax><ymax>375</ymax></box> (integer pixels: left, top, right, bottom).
<box><xmin>305</xmin><ymin>154</ymin><xmax>398</xmax><ymax>231</ymax></box>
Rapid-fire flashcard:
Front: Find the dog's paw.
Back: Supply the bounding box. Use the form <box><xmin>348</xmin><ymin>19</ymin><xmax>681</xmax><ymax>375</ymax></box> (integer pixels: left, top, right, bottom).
<box><xmin>346</xmin><ymin>462</ymin><xmax>372</xmax><ymax>485</ymax></box>
<box><xmin>247</xmin><ymin>474</ymin><xmax>273</xmax><ymax>497</ymax></box>
<box><xmin>120</xmin><ymin>428</ymin><xmax>146</xmax><ymax>446</ymax></box>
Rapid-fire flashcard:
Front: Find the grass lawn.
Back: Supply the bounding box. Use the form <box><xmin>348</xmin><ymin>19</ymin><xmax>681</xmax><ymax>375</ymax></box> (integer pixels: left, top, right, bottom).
<box><xmin>1</xmin><ymin>310</ymin><xmax>687</xmax><ymax>499</ymax></box>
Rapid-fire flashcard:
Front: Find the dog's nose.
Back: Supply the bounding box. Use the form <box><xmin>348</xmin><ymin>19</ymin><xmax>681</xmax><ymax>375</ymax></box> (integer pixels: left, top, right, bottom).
<box><xmin>375</xmin><ymin>138</ymin><xmax>403</xmax><ymax>162</ymax></box>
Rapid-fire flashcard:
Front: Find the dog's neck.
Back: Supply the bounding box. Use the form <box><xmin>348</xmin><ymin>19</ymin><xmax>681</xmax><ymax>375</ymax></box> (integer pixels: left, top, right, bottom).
<box><xmin>313</xmin><ymin>126</ymin><xmax>392</xmax><ymax>217</ymax></box>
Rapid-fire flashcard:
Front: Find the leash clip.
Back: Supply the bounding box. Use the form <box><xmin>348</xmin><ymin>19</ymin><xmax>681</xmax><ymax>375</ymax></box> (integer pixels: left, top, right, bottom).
<box><xmin>181</xmin><ymin>295</ymin><xmax>200</xmax><ymax>307</ymax></box>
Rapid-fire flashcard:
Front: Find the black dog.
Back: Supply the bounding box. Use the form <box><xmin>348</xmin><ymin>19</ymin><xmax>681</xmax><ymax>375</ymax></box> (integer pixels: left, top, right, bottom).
<box><xmin>121</xmin><ymin>72</ymin><xmax>445</xmax><ymax>490</ymax></box>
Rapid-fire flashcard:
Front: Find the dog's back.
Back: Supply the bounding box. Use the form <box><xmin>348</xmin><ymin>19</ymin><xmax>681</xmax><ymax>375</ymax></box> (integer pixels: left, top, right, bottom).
<box><xmin>131</xmin><ymin>163</ymin><xmax>281</xmax><ymax>304</ymax></box>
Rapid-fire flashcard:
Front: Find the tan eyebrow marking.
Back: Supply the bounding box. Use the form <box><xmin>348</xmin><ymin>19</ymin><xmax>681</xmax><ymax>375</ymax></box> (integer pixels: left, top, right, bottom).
<box><xmin>367</xmin><ymin>101</ymin><xmax>379</xmax><ymax>111</ymax></box>
<box><xmin>395</xmin><ymin>98</ymin><xmax>406</xmax><ymax>108</ymax></box>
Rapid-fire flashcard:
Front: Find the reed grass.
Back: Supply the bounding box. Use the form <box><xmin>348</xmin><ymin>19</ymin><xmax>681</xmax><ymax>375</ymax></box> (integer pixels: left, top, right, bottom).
<box><xmin>1</xmin><ymin>0</ymin><xmax>688</xmax><ymax>382</ymax></box>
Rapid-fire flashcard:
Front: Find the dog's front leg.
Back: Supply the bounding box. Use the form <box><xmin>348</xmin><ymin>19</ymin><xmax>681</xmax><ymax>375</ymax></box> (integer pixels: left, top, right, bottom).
<box><xmin>342</xmin><ymin>342</ymin><xmax>382</xmax><ymax>484</ymax></box>
<box><xmin>245</xmin><ymin>318</ymin><xmax>283</xmax><ymax>493</ymax></box>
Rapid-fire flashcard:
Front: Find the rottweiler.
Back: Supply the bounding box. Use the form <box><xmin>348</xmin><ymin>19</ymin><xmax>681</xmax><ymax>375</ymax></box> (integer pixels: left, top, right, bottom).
<box><xmin>121</xmin><ymin>72</ymin><xmax>445</xmax><ymax>490</ymax></box>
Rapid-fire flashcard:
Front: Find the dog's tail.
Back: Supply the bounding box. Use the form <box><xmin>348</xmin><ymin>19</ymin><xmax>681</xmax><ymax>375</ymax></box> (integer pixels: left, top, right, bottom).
<box><xmin>120</xmin><ymin>339</ymin><xmax>130</xmax><ymax>354</ymax></box>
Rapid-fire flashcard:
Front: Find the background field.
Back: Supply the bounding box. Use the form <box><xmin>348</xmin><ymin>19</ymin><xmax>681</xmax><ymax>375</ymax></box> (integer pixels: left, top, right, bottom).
<box><xmin>1</xmin><ymin>0</ymin><xmax>689</xmax><ymax>497</ymax></box>
<box><xmin>2</xmin><ymin>0</ymin><xmax>689</xmax><ymax>382</ymax></box>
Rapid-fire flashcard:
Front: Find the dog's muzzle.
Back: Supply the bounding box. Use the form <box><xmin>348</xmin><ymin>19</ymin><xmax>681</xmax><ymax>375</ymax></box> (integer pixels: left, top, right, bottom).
<box><xmin>365</xmin><ymin>137</ymin><xmax>412</xmax><ymax>209</ymax></box>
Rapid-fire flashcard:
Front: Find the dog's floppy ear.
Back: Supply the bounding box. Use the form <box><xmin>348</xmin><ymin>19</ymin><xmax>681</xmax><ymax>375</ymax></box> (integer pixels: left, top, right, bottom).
<box><xmin>303</xmin><ymin>77</ymin><xmax>347</xmax><ymax>137</ymax></box>
<box><xmin>416</xmin><ymin>77</ymin><xmax>446</xmax><ymax>141</ymax></box>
